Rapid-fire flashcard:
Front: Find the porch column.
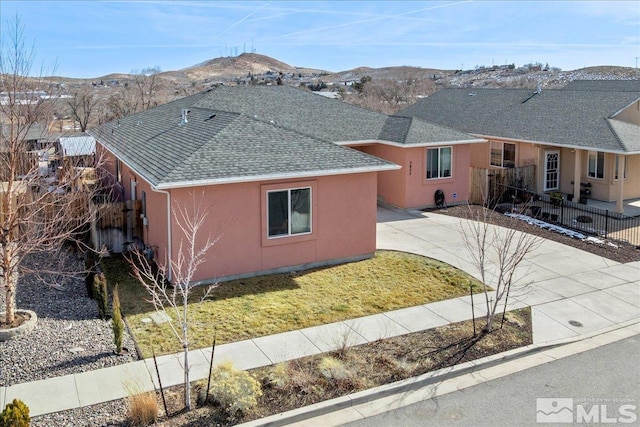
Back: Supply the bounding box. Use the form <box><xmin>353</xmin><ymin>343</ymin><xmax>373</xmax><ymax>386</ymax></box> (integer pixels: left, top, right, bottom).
<box><xmin>616</xmin><ymin>154</ymin><xmax>625</xmax><ymax>214</ymax></box>
<box><xmin>573</xmin><ymin>150</ymin><xmax>581</xmax><ymax>201</ymax></box>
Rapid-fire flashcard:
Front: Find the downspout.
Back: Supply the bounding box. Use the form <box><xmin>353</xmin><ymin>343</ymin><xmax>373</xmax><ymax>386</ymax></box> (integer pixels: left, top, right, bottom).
<box><xmin>151</xmin><ymin>186</ymin><xmax>173</xmax><ymax>282</ymax></box>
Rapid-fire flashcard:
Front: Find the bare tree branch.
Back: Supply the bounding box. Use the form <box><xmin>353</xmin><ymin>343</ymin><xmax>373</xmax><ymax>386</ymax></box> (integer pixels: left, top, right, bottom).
<box><xmin>126</xmin><ymin>193</ymin><xmax>220</xmax><ymax>411</ymax></box>
<box><xmin>459</xmin><ymin>204</ymin><xmax>542</xmax><ymax>332</ymax></box>
<box><xmin>67</xmin><ymin>87</ymin><xmax>101</xmax><ymax>132</ymax></box>
<box><xmin>1</xmin><ymin>16</ymin><xmax>106</xmax><ymax>325</ymax></box>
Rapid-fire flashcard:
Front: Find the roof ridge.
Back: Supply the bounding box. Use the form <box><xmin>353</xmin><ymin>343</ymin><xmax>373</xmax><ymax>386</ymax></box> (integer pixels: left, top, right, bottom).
<box><xmin>604</xmin><ymin>118</ymin><xmax>625</xmax><ymax>151</ymax></box>
<box><xmin>605</xmin><ymin>118</ymin><xmax>640</xmax><ymax>153</ymax></box>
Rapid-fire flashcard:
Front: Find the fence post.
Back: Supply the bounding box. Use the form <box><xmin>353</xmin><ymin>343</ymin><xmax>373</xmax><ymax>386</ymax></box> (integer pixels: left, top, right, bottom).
<box><xmin>605</xmin><ymin>210</ymin><xmax>609</xmax><ymax>238</ymax></box>
<box><xmin>560</xmin><ymin>199</ymin><xmax>564</xmax><ymax>224</ymax></box>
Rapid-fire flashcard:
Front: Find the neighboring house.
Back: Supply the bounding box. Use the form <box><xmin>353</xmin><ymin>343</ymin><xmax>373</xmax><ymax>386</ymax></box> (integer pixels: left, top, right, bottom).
<box><xmin>58</xmin><ymin>134</ymin><xmax>97</xmax><ymax>190</ymax></box>
<box><xmin>0</xmin><ymin>122</ymin><xmax>63</xmax><ymax>178</ymax></box>
<box><xmin>88</xmin><ymin>86</ymin><xmax>483</xmax><ymax>283</ymax></box>
<box><xmin>398</xmin><ymin>81</ymin><xmax>640</xmax><ymax>213</ymax></box>
<box><xmin>59</xmin><ymin>134</ymin><xmax>96</xmax><ymax>167</ymax></box>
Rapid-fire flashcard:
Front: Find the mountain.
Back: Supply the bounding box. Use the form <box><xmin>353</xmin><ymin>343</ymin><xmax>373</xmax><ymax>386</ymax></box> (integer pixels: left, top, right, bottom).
<box><xmin>161</xmin><ymin>52</ymin><xmax>329</xmax><ymax>82</ymax></box>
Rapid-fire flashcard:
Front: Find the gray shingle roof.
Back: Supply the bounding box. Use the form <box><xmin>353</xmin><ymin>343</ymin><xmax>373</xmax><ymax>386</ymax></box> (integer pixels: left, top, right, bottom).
<box><xmin>398</xmin><ymin>86</ymin><xmax>640</xmax><ymax>153</ymax></box>
<box><xmin>192</xmin><ymin>85</ymin><xmax>388</xmax><ymax>143</ymax></box>
<box><xmin>90</xmin><ymin>86</ymin><xmax>483</xmax><ymax>187</ymax></box>
<box><xmin>608</xmin><ymin>119</ymin><xmax>640</xmax><ymax>153</ymax></box>
<box><xmin>562</xmin><ymin>80</ymin><xmax>640</xmax><ymax>92</ymax></box>
<box><xmin>89</xmin><ymin>90</ymin><xmax>398</xmax><ymax>188</ymax></box>
<box><xmin>379</xmin><ymin>115</ymin><xmax>484</xmax><ymax>145</ymax></box>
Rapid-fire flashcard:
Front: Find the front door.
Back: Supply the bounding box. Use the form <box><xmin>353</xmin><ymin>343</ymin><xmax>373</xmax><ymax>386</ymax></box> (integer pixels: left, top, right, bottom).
<box><xmin>544</xmin><ymin>150</ymin><xmax>560</xmax><ymax>191</ymax></box>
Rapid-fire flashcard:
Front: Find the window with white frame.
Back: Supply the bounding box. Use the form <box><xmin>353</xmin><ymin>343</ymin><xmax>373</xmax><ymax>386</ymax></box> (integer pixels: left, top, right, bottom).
<box><xmin>587</xmin><ymin>151</ymin><xmax>604</xmax><ymax>179</ymax></box>
<box><xmin>490</xmin><ymin>142</ymin><xmax>516</xmax><ymax>168</ymax></box>
<box><xmin>614</xmin><ymin>156</ymin><xmax>628</xmax><ymax>180</ymax></box>
<box><xmin>426</xmin><ymin>147</ymin><xmax>452</xmax><ymax>179</ymax></box>
<box><xmin>268</xmin><ymin>187</ymin><xmax>311</xmax><ymax>238</ymax></box>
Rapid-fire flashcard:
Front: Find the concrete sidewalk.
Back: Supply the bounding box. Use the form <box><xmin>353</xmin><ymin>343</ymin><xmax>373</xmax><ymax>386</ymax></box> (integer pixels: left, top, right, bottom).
<box><xmin>2</xmin><ymin>207</ymin><xmax>638</xmax><ymax>419</ymax></box>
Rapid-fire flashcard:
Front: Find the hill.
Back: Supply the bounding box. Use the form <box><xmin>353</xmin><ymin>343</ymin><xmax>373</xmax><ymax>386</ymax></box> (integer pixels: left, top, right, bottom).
<box><xmin>167</xmin><ymin>52</ymin><xmax>328</xmax><ymax>82</ymax></box>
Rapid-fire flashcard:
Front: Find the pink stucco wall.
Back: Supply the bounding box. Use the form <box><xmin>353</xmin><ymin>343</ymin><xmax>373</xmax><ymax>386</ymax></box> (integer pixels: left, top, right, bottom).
<box><xmin>98</xmin><ymin>162</ymin><xmax>378</xmax><ymax>285</ymax></box>
<box><xmin>165</xmin><ymin>173</ymin><xmax>378</xmax><ymax>283</ymax></box>
<box><xmin>354</xmin><ymin>143</ymin><xmax>472</xmax><ymax>209</ymax></box>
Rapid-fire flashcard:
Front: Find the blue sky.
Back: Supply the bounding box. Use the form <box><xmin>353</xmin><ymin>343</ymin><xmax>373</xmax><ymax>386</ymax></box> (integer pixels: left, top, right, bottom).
<box><xmin>1</xmin><ymin>1</ymin><xmax>639</xmax><ymax>78</ymax></box>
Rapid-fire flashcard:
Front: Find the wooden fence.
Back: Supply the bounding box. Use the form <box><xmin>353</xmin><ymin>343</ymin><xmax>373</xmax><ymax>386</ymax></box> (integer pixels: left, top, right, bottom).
<box><xmin>469</xmin><ymin>165</ymin><xmax>536</xmax><ymax>205</ymax></box>
<box><xmin>90</xmin><ymin>199</ymin><xmax>142</xmax><ymax>253</ymax></box>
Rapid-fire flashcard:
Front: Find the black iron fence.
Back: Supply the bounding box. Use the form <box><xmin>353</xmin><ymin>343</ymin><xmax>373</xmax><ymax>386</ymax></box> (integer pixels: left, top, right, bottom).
<box><xmin>492</xmin><ymin>184</ymin><xmax>640</xmax><ymax>246</ymax></box>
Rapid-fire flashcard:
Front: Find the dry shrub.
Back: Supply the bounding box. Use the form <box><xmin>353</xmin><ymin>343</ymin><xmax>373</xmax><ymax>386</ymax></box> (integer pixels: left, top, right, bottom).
<box><xmin>207</xmin><ymin>361</ymin><xmax>263</xmax><ymax>418</ymax></box>
<box><xmin>318</xmin><ymin>356</ymin><xmax>351</xmax><ymax>380</ymax></box>
<box><xmin>331</xmin><ymin>328</ymin><xmax>359</xmax><ymax>360</ymax></box>
<box><xmin>127</xmin><ymin>391</ymin><xmax>158</xmax><ymax>426</ymax></box>
<box><xmin>280</xmin><ymin>360</ymin><xmax>324</xmax><ymax>406</ymax></box>
<box><xmin>262</xmin><ymin>362</ymin><xmax>287</xmax><ymax>389</ymax></box>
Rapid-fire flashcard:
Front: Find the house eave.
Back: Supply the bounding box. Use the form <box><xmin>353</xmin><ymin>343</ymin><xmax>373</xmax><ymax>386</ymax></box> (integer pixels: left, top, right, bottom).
<box><xmin>336</xmin><ymin>138</ymin><xmax>487</xmax><ymax>148</ymax></box>
<box><xmin>153</xmin><ymin>164</ymin><xmax>401</xmax><ymax>190</ymax></box>
<box><xmin>471</xmin><ymin>133</ymin><xmax>637</xmax><ymax>155</ymax></box>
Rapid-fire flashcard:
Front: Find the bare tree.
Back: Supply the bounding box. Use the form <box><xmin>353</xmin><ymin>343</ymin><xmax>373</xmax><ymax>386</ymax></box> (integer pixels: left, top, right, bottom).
<box><xmin>105</xmin><ymin>67</ymin><xmax>166</xmax><ymax>121</ymax></box>
<box><xmin>0</xmin><ymin>16</ymin><xmax>104</xmax><ymax>325</ymax></box>
<box><xmin>105</xmin><ymin>83</ymin><xmax>139</xmax><ymax>120</ymax></box>
<box><xmin>459</xmin><ymin>205</ymin><xmax>542</xmax><ymax>332</ymax></box>
<box><xmin>343</xmin><ymin>72</ymin><xmax>436</xmax><ymax>114</ymax></box>
<box><xmin>132</xmin><ymin>66</ymin><xmax>162</xmax><ymax>112</ymax></box>
<box><xmin>127</xmin><ymin>196</ymin><xmax>219</xmax><ymax>410</ymax></box>
<box><xmin>67</xmin><ymin>86</ymin><xmax>101</xmax><ymax>132</ymax></box>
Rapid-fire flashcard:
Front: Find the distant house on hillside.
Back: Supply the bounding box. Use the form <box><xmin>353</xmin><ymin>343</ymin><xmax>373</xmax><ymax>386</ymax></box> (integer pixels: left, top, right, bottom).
<box><xmin>89</xmin><ymin>85</ymin><xmax>483</xmax><ymax>284</ymax></box>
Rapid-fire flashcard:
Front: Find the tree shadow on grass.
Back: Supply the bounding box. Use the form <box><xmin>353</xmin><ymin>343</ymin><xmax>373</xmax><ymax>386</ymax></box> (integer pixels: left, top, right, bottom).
<box><xmin>101</xmin><ymin>254</ymin><xmax>302</xmax><ymax>317</ymax></box>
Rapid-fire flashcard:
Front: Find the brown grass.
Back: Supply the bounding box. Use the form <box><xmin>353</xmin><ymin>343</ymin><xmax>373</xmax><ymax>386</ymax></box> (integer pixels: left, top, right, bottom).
<box><xmin>101</xmin><ymin>250</ymin><xmax>485</xmax><ymax>357</ymax></box>
<box><xmin>127</xmin><ymin>391</ymin><xmax>158</xmax><ymax>427</ymax></box>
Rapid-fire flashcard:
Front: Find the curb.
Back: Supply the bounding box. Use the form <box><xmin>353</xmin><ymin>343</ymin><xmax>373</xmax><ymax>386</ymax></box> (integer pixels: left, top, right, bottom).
<box><xmin>239</xmin><ymin>319</ymin><xmax>640</xmax><ymax>427</ymax></box>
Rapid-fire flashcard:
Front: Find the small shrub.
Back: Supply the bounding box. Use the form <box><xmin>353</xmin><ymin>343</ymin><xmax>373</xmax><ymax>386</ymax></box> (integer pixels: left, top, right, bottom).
<box><xmin>206</xmin><ymin>361</ymin><xmax>262</xmax><ymax>417</ymax></box>
<box><xmin>284</xmin><ymin>361</ymin><xmax>321</xmax><ymax>400</ymax></box>
<box><xmin>112</xmin><ymin>285</ymin><xmax>124</xmax><ymax>354</ymax></box>
<box><xmin>0</xmin><ymin>399</ymin><xmax>30</xmax><ymax>427</ymax></box>
<box><xmin>126</xmin><ymin>390</ymin><xmax>158</xmax><ymax>427</ymax></box>
<box><xmin>318</xmin><ymin>356</ymin><xmax>351</xmax><ymax>380</ymax></box>
<box><xmin>261</xmin><ymin>362</ymin><xmax>287</xmax><ymax>389</ymax></box>
<box><xmin>93</xmin><ymin>272</ymin><xmax>109</xmax><ymax>320</ymax></box>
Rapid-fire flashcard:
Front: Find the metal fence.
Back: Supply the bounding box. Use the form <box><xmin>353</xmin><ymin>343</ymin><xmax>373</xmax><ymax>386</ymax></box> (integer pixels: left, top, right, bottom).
<box><xmin>492</xmin><ymin>184</ymin><xmax>640</xmax><ymax>246</ymax></box>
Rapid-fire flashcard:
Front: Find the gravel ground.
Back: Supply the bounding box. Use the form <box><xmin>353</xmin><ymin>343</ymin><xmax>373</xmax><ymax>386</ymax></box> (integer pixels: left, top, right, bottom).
<box><xmin>31</xmin><ymin>400</ymin><xmax>129</xmax><ymax>427</ymax></box>
<box><xmin>0</xmin><ymin>251</ymin><xmax>137</xmax><ymax>426</ymax></box>
<box><xmin>434</xmin><ymin>205</ymin><xmax>640</xmax><ymax>263</ymax></box>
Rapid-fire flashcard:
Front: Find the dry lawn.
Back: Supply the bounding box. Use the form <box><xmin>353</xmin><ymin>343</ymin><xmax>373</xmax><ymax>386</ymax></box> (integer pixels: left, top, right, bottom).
<box><xmin>101</xmin><ymin>250</ymin><xmax>484</xmax><ymax>357</ymax></box>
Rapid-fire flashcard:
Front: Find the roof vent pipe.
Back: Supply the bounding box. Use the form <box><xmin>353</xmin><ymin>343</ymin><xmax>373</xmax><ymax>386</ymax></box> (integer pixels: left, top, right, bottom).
<box><xmin>181</xmin><ymin>109</ymin><xmax>190</xmax><ymax>125</ymax></box>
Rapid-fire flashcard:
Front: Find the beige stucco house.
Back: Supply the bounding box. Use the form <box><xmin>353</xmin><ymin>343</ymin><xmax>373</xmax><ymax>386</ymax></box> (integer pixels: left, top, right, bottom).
<box><xmin>399</xmin><ymin>80</ymin><xmax>640</xmax><ymax>213</ymax></box>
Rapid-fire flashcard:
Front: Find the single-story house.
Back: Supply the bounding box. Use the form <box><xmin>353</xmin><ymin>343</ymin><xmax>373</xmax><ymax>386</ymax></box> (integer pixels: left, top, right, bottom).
<box><xmin>88</xmin><ymin>85</ymin><xmax>483</xmax><ymax>283</ymax></box>
<box><xmin>59</xmin><ymin>134</ymin><xmax>96</xmax><ymax>163</ymax></box>
<box><xmin>398</xmin><ymin>80</ymin><xmax>640</xmax><ymax>213</ymax></box>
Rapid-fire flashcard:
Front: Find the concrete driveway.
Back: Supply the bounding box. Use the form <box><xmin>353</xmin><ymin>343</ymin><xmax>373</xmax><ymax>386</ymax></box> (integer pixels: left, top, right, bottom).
<box><xmin>376</xmin><ymin>205</ymin><xmax>640</xmax><ymax>343</ymax></box>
